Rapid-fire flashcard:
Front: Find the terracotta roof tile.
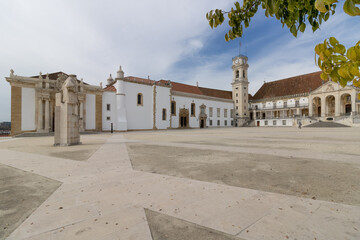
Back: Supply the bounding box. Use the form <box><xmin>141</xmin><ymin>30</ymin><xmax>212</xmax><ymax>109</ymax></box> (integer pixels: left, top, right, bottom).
<box><xmin>198</xmin><ymin>87</ymin><xmax>232</xmax><ymax>100</ymax></box>
<box><xmin>125</xmin><ymin>76</ymin><xmax>170</xmax><ymax>87</ymax></box>
<box><xmin>170</xmin><ymin>82</ymin><xmax>203</xmax><ymax>95</ymax></box>
<box><xmin>252</xmin><ymin>71</ymin><xmax>325</xmax><ymax>100</ymax></box>
<box><xmin>104</xmin><ymin>85</ymin><xmax>116</xmax><ymax>92</ymax></box>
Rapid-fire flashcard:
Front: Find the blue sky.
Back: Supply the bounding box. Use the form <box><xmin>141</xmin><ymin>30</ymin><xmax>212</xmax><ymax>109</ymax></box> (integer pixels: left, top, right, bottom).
<box><xmin>0</xmin><ymin>0</ymin><xmax>359</xmax><ymax>121</ymax></box>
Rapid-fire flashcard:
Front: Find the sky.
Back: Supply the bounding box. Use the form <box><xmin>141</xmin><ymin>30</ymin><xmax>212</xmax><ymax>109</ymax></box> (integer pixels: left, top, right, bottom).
<box><xmin>0</xmin><ymin>0</ymin><xmax>359</xmax><ymax>121</ymax></box>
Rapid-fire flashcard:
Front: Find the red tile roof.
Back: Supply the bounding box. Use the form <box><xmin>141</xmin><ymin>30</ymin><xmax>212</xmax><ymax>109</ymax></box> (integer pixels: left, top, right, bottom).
<box><xmin>124</xmin><ymin>76</ymin><xmax>171</xmax><ymax>87</ymax></box>
<box><xmin>198</xmin><ymin>87</ymin><xmax>232</xmax><ymax>100</ymax></box>
<box><xmin>252</xmin><ymin>71</ymin><xmax>325</xmax><ymax>100</ymax></box>
<box><xmin>170</xmin><ymin>81</ymin><xmax>204</xmax><ymax>95</ymax></box>
<box><xmin>169</xmin><ymin>82</ymin><xmax>233</xmax><ymax>100</ymax></box>
<box><xmin>104</xmin><ymin>85</ymin><xmax>116</xmax><ymax>92</ymax></box>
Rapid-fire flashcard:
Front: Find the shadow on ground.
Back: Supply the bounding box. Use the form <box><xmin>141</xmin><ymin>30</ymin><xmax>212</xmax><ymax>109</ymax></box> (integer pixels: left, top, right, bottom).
<box><xmin>145</xmin><ymin>209</ymin><xmax>241</xmax><ymax>240</ymax></box>
<box><xmin>127</xmin><ymin>143</ymin><xmax>360</xmax><ymax>206</ymax></box>
<box><xmin>0</xmin><ymin>163</ymin><xmax>61</xmax><ymax>239</ymax></box>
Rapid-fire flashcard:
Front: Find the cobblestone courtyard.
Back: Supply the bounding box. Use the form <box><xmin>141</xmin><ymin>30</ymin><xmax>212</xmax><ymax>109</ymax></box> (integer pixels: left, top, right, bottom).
<box><xmin>1</xmin><ymin>127</ymin><xmax>360</xmax><ymax>239</ymax></box>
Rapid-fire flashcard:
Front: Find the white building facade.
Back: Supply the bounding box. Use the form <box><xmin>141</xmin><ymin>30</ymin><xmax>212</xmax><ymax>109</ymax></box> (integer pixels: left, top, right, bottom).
<box><xmin>5</xmin><ymin>55</ymin><xmax>360</xmax><ymax>135</ymax></box>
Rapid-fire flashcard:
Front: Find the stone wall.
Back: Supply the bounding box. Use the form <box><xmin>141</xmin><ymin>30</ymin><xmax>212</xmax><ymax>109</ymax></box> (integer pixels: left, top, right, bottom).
<box><xmin>11</xmin><ymin>86</ymin><xmax>22</xmax><ymax>135</ymax></box>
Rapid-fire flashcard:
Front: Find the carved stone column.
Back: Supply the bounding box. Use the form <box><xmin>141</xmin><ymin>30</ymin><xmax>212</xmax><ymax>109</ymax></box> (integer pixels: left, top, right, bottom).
<box><xmin>38</xmin><ymin>98</ymin><xmax>43</xmax><ymax>132</ymax></box>
<box><xmin>45</xmin><ymin>99</ymin><xmax>50</xmax><ymax>132</ymax></box>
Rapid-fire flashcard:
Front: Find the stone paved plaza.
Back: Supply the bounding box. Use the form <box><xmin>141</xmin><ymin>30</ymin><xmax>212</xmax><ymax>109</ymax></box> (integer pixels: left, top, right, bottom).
<box><xmin>1</xmin><ymin>128</ymin><xmax>360</xmax><ymax>240</ymax></box>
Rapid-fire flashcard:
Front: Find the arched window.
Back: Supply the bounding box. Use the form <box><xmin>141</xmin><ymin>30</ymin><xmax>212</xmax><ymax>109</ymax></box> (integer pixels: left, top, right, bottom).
<box><xmin>137</xmin><ymin>93</ymin><xmax>143</xmax><ymax>106</ymax></box>
<box><xmin>236</xmin><ymin>70</ymin><xmax>239</xmax><ymax>78</ymax></box>
<box><xmin>243</xmin><ymin>70</ymin><xmax>245</xmax><ymax>78</ymax></box>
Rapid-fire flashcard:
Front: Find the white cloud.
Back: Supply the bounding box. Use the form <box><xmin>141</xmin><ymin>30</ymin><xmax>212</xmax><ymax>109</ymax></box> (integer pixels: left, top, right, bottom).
<box><xmin>0</xmin><ymin>0</ymin><xmax>234</xmax><ymax>121</ymax></box>
<box><xmin>0</xmin><ymin>0</ymin><xmax>358</xmax><ymax>121</ymax></box>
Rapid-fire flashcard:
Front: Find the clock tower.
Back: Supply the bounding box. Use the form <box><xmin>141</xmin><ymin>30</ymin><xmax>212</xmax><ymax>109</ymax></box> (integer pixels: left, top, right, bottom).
<box><xmin>232</xmin><ymin>55</ymin><xmax>249</xmax><ymax>126</ymax></box>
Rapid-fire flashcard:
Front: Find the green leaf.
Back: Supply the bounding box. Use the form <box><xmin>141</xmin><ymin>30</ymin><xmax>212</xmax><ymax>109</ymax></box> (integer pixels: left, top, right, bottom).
<box><xmin>320</xmin><ymin>72</ymin><xmax>328</xmax><ymax>80</ymax></box>
<box><xmin>347</xmin><ymin>47</ymin><xmax>358</xmax><ymax>61</ymax></box>
<box><xmin>329</xmin><ymin>37</ymin><xmax>339</xmax><ymax>46</ymax></box>
<box><xmin>299</xmin><ymin>23</ymin><xmax>306</xmax><ymax>32</ymax></box>
<box><xmin>343</xmin><ymin>0</ymin><xmax>360</xmax><ymax>16</ymax></box>
<box><xmin>334</xmin><ymin>44</ymin><xmax>346</xmax><ymax>54</ymax></box>
<box><xmin>324</xmin><ymin>12</ymin><xmax>330</xmax><ymax>20</ymax></box>
<box><xmin>332</xmin><ymin>55</ymin><xmax>347</xmax><ymax>62</ymax></box>
<box><xmin>290</xmin><ymin>24</ymin><xmax>297</xmax><ymax>37</ymax></box>
<box><xmin>315</xmin><ymin>0</ymin><xmax>329</xmax><ymax>13</ymax></box>
<box><xmin>235</xmin><ymin>2</ymin><xmax>241</xmax><ymax>11</ymax></box>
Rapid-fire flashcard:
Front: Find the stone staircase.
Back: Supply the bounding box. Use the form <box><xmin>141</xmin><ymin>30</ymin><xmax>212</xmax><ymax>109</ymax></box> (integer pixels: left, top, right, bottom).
<box><xmin>304</xmin><ymin>121</ymin><xmax>350</xmax><ymax>128</ymax></box>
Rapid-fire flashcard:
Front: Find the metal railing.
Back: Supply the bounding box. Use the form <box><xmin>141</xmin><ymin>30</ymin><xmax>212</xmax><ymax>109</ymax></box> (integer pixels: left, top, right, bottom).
<box><xmin>250</xmin><ymin>102</ymin><xmax>309</xmax><ymax>110</ymax></box>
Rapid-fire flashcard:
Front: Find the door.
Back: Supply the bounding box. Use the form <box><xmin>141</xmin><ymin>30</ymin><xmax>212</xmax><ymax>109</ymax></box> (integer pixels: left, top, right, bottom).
<box><xmin>257</xmin><ymin>121</ymin><xmax>260</xmax><ymax>127</ymax></box>
<box><xmin>179</xmin><ymin>108</ymin><xmax>189</xmax><ymax>128</ymax></box>
<box><xmin>200</xmin><ymin>119</ymin><xmax>204</xmax><ymax>128</ymax></box>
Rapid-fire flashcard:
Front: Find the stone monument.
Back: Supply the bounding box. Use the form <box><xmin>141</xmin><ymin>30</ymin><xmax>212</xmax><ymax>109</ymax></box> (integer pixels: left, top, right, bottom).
<box><xmin>54</xmin><ymin>74</ymin><xmax>81</xmax><ymax>146</ymax></box>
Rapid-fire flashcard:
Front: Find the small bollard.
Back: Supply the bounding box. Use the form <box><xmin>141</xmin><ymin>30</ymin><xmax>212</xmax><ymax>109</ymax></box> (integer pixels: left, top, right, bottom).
<box><xmin>111</xmin><ymin>123</ymin><xmax>113</xmax><ymax>133</ymax></box>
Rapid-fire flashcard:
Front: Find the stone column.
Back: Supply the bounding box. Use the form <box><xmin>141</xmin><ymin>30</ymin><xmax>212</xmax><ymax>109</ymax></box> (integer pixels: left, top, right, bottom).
<box><xmin>45</xmin><ymin>99</ymin><xmax>50</xmax><ymax>132</ymax></box>
<box><xmin>80</xmin><ymin>101</ymin><xmax>84</xmax><ymax>118</ymax></box>
<box><xmin>351</xmin><ymin>92</ymin><xmax>356</xmax><ymax>114</ymax></box>
<box><xmin>309</xmin><ymin>97</ymin><xmax>313</xmax><ymax>117</ymax></box>
<box><xmin>335</xmin><ymin>95</ymin><xmax>340</xmax><ymax>116</ymax></box>
<box><xmin>38</xmin><ymin>98</ymin><xmax>43</xmax><ymax>132</ymax></box>
<box><xmin>321</xmin><ymin>96</ymin><xmax>326</xmax><ymax>117</ymax></box>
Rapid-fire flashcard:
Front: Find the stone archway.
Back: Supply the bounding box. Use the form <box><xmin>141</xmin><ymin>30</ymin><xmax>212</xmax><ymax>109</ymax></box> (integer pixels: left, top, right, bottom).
<box><xmin>312</xmin><ymin>97</ymin><xmax>321</xmax><ymax>117</ymax></box>
<box><xmin>340</xmin><ymin>93</ymin><xmax>352</xmax><ymax>115</ymax></box>
<box><xmin>325</xmin><ymin>95</ymin><xmax>335</xmax><ymax>116</ymax></box>
<box><xmin>179</xmin><ymin>108</ymin><xmax>189</xmax><ymax>128</ymax></box>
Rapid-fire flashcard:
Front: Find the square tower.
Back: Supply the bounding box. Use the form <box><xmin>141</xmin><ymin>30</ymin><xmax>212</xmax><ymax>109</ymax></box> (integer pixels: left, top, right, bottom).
<box><xmin>231</xmin><ymin>55</ymin><xmax>249</xmax><ymax>126</ymax></box>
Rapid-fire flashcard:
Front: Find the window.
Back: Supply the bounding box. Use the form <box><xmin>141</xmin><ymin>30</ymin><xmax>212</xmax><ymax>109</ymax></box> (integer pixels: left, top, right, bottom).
<box><xmin>210</xmin><ymin>120</ymin><xmax>213</xmax><ymax>126</ymax></box>
<box><xmin>236</xmin><ymin>100</ymin><xmax>238</xmax><ymax>103</ymax></box>
<box><xmin>200</xmin><ymin>104</ymin><xmax>206</xmax><ymax>114</ymax></box>
<box><xmin>171</xmin><ymin>101</ymin><xmax>176</xmax><ymax>115</ymax></box>
<box><xmin>106</xmin><ymin>116</ymin><xmax>111</xmax><ymax>120</ymax></box>
<box><xmin>162</xmin><ymin>108</ymin><xmax>166</xmax><ymax>120</ymax></box>
<box><xmin>231</xmin><ymin>120</ymin><xmax>234</xmax><ymax>126</ymax></box>
<box><xmin>236</xmin><ymin>106</ymin><xmax>238</xmax><ymax>110</ymax></box>
<box><xmin>225</xmin><ymin>120</ymin><xmax>227</xmax><ymax>126</ymax></box>
<box><xmin>137</xmin><ymin>93</ymin><xmax>143</xmax><ymax>106</ymax></box>
<box><xmin>106</xmin><ymin>104</ymin><xmax>111</xmax><ymax>111</ymax></box>
<box><xmin>282</xmin><ymin>120</ymin><xmax>286</xmax><ymax>125</ymax></box>
<box><xmin>244</xmin><ymin>86</ymin><xmax>246</xmax><ymax>90</ymax></box>
<box><xmin>244</xmin><ymin>100</ymin><xmax>246</xmax><ymax>103</ymax></box>
<box><xmin>217</xmin><ymin>120</ymin><xmax>220</xmax><ymax>126</ymax></box>
<box><xmin>236</xmin><ymin>93</ymin><xmax>238</xmax><ymax>97</ymax></box>
<box><xmin>224</xmin><ymin>109</ymin><xmax>228</xmax><ymax>118</ymax></box>
<box><xmin>244</xmin><ymin>106</ymin><xmax>246</xmax><ymax>110</ymax></box>
<box><xmin>243</xmin><ymin>70</ymin><xmax>245</xmax><ymax>78</ymax></box>
<box><xmin>217</xmin><ymin>108</ymin><xmax>220</xmax><ymax>117</ymax></box>
<box><xmin>191</xmin><ymin>103</ymin><xmax>195</xmax><ymax>116</ymax></box>
<box><xmin>265</xmin><ymin>120</ymin><xmax>268</xmax><ymax>126</ymax></box>
<box><xmin>209</xmin><ymin>107</ymin><xmax>213</xmax><ymax>117</ymax></box>
<box><xmin>230</xmin><ymin>109</ymin><xmax>234</xmax><ymax>118</ymax></box>
<box><xmin>273</xmin><ymin>120</ymin><xmax>277</xmax><ymax>125</ymax></box>
<box><xmin>244</xmin><ymin>93</ymin><xmax>246</xmax><ymax>96</ymax></box>
<box><xmin>236</xmin><ymin>70</ymin><xmax>239</xmax><ymax>78</ymax></box>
